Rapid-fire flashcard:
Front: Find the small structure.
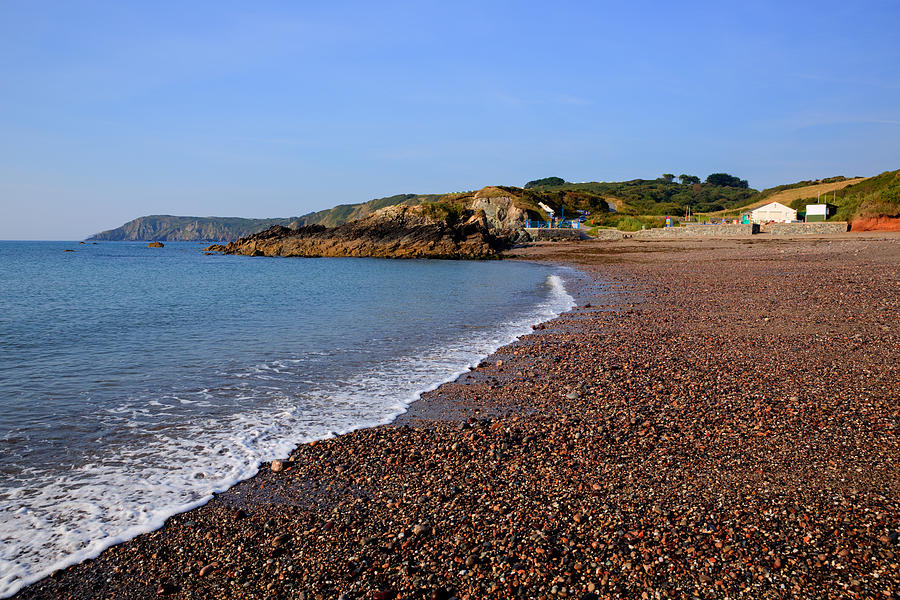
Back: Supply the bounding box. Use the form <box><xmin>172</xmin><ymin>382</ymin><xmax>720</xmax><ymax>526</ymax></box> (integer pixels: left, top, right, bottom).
<box><xmin>804</xmin><ymin>204</ymin><xmax>829</xmax><ymax>222</ymax></box>
<box><xmin>749</xmin><ymin>202</ymin><xmax>797</xmax><ymax>224</ymax></box>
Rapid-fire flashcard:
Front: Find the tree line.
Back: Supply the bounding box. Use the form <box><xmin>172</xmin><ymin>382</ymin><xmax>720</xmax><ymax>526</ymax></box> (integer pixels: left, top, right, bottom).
<box><xmin>529</xmin><ymin>173</ymin><xmax>750</xmax><ymax>189</ymax></box>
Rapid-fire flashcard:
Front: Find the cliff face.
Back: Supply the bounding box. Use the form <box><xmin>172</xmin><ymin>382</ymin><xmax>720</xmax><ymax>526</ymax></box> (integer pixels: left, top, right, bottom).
<box><xmin>471</xmin><ymin>187</ymin><xmax>530</xmax><ymax>234</ymax></box>
<box><xmin>88</xmin><ymin>215</ymin><xmax>302</xmax><ymax>241</ymax></box>
<box><xmin>213</xmin><ymin>204</ymin><xmax>513</xmax><ymax>259</ymax></box>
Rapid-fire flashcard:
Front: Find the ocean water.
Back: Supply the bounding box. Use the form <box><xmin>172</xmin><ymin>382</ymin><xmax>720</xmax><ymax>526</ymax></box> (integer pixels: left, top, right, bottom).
<box><xmin>0</xmin><ymin>241</ymin><xmax>574</xmax><ymax>597</ymax></box>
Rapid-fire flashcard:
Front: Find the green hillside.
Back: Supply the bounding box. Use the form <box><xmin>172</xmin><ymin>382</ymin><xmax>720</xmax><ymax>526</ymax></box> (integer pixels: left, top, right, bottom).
<box><xmin>785</xmin><ymin>169</ymin><xmax>900</xmax><ymax>222</ymax></box>
<box><xmin>524</xmin><ymin>174</ymin><xmax>757</xmax><ymax>215</ymax></box>
<box><xmin>755</xmin><ymin>176</ymin><xmax>852</xmax><ymax>203</ymax></box>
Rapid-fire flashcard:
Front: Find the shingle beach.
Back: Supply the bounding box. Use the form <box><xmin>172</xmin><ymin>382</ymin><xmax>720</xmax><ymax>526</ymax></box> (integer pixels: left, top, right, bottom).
<box><xmin>16</xmin><ymin>234</ymin><xmax>899</xmax><ymax>600</ymax></box>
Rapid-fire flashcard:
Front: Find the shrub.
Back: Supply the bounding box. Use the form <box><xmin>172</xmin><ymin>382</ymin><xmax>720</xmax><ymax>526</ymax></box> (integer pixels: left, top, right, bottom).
<box><xmin>421</xmin><ymin>200</ymin><xmax>466</xmax><ymax>225</ymax></box>
<box><xmin>616</xmin><ymin>216</ymin><xmax>645</xmax><ymax>231</ymax></box>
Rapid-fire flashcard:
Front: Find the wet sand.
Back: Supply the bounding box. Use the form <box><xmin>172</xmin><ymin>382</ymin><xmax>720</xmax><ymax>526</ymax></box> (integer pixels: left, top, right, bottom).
<box><xmin>15</xmin><ymin>233</ymin><xmax>900</xmax><ymax>600</ymax></box>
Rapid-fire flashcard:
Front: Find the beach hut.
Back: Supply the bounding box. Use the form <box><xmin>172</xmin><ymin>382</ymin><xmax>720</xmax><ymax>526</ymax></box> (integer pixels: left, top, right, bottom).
<box><xmin>749</xmin><ymin>202</ymin><xmax>797</xmax><ymax>224</ymax></box>
<box><xmin>805</xmin><ymin>204</ymin><xmax>830</xmax><ymax>222</ymax></box>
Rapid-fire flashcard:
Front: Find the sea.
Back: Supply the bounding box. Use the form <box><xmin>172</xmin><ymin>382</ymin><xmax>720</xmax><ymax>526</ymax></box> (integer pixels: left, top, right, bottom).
<box><xmin>0</xmin><ymin>241</ymin><xmax>574</xmax><ymax>597</ymax></box>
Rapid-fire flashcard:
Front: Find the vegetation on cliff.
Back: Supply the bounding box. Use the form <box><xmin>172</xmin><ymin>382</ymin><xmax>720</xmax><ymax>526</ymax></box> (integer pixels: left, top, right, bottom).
<box><xmin>296</xmin><ymin>193</ymin><xmax>444</xmax><ymax>228</ymax></box>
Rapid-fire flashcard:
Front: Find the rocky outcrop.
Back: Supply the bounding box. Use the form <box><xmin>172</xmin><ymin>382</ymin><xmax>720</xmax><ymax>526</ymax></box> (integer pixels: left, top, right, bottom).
<box><xmin>471</xmin><ymin>188</ymin><xmax>530</xmax><ymax>233</ymax></box>
<box><xmin>210</xmin><ymin>204</ymin><xmax>512</xmax><ymax>259</ymax></box>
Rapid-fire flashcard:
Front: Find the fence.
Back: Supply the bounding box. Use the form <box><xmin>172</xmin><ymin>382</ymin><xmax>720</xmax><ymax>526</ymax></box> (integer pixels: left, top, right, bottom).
<box><xmin>525</xmin><ymin>220</ymin><xmax>579</xmax><ymax>229</ymax></box>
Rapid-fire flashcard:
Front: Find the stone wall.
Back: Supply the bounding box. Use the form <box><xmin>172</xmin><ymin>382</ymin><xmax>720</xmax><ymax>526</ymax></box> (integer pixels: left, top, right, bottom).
<box><xmin>760</xmin><ymin>222</ymin><xmax>849</xmax><ymax>235</ymax></box>
<box><xmin>524</xmin><ymin>228</ymin><xmax>585</xmax><ymax>241</ymax></box>
<box><xmin>592</xmin><ymin>230</ymin><xmax>626</xmax><ymax>241</ymax></box>
<box><xmin>632</xmin><ymin>224</ymin><xmax>758</xmax><ymax>239</ymax></box>
<box><xmin>523</xmin><ymin>222</ymin><xmax>849</xmax><ymax>243</ymax></box>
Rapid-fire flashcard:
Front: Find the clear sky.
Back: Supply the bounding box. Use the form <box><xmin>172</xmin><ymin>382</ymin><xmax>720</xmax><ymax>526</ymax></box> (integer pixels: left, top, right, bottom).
<box><xmin>1</xmin><ymin>0</ymin><xmax>898</xmax><ymax>239</ymax></box>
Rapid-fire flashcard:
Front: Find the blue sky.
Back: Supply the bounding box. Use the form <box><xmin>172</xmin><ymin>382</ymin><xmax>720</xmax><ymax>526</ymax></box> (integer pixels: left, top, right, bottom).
<box><xmin>1</xmin><ymin>0</ymin><xmax>898</xmax><ymax>239</ymax></box>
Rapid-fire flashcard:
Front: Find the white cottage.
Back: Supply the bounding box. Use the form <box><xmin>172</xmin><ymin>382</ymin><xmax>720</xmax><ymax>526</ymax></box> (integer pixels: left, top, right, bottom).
<box><xmin>749</xmin><ymin>201</ymin><xmax>797</xmax><ymax>224</ymax></box>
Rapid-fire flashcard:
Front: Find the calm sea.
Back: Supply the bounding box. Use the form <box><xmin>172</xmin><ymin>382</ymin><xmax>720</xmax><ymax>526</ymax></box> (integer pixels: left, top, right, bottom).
<box><xmin>0</xmin><ymin>241</ymin><xmax>573</xmax><ymax>597</ymax></box>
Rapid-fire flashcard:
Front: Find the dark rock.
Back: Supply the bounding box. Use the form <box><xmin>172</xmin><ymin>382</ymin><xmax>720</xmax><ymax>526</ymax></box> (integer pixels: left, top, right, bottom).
<box><xmin>217</xmin><ymin>204</ymin><xmax>513</xmax><ymax>260</ymax></box>
<box><xmin>156</xmin><ymin>581</ymin><xmax>177</xmax><ymax>595</ymax></box>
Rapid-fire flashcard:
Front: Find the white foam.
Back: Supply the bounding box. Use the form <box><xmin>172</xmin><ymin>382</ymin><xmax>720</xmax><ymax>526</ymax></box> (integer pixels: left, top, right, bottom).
<box><xmin>0</xmin><ymin>272</ymin><xmax>574</xmax><ymax>599</ymax></box>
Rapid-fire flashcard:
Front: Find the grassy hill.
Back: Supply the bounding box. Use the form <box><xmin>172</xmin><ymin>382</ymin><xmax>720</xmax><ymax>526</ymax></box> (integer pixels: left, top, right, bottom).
<box><xmin>706</xmin><ymin>177</ymin><xmax>866</xmax><ymax>217</ymax></box>
<box><xmin>797</xmin><ymin>170</ymin><xmax>900</xmax><ymax>222</ymax></box>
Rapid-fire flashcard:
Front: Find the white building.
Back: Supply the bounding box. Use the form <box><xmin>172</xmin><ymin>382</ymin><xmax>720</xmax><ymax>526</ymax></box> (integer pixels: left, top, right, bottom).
<box><xmin>749</xmin><ymin>201</ymin><xmax>797</xmax><ymax>224</ymax></box>
<box><xmin>805</xmin><ymin>204</ymin><xmax>829</xmax><ymax>222</ymax></box>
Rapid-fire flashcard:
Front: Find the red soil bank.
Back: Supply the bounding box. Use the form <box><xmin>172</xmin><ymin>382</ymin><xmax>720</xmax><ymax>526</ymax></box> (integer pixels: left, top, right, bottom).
<box><xmin>851</xmin><ymin>215</ymin><xmax>900</xmax><ymax>231</ymax></box>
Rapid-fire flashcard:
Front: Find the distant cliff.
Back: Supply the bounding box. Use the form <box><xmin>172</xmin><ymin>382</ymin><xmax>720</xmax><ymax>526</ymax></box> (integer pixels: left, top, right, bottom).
<box><xmin>87</xmin><ymin>215</ymin><xmax>303</xmax><ymax>241</ymax></box>
<box><xmin>85</xmin><ymin>195</ymin><xmax>442</xmax><ymax>241</ymax></box>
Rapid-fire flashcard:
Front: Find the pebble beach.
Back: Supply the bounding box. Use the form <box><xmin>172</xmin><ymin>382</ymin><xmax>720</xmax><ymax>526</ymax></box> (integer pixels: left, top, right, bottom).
<box><xmin>15</xmin><ymin>233</ymin><xmax>900</xmax><ymax>600</ymax></box>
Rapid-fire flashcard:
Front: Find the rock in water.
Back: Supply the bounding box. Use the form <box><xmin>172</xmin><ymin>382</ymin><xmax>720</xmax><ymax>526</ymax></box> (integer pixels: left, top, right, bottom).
<box><xmin>148</xmin><ymin>241</ymin><xmax>164</xmax><ymax>248</ymax></box>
